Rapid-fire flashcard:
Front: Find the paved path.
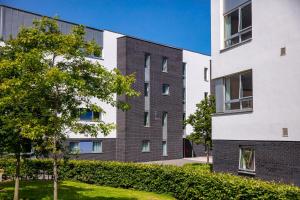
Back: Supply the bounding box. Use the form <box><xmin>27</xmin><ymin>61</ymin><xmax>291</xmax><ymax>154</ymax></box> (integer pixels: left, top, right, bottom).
<box><xmin>143</xmin><ymin>156</ymin><xmax>213</xmax><ymax>167</ymax></box>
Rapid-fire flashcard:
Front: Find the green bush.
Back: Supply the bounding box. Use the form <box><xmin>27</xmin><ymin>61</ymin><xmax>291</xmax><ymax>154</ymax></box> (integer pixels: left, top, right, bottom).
<box><xmin>0</xmin><ymin>159</ymin><xmax>299</xmax><ymax>200</ymax></box>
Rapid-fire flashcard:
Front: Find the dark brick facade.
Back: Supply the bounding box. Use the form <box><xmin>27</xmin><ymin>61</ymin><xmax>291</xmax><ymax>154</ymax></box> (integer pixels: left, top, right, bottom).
<box><xmin>67</xmin><ymin>138</ymin><xmax>116</xmax><ymax>161</ymax></box>
<box><xmin>213</xmin><ymin>140</ymin><xmax>300</xmax><ymax>186</ymax></box>
<box><xmin>116</xmin><ymin>36</ymin><xmax>184</xmax><ymax>162</ymax></box>
<box><xmin>183</xmin><ymin>139</ymin><xmax>212</xmax><ymax>157</ymax></box>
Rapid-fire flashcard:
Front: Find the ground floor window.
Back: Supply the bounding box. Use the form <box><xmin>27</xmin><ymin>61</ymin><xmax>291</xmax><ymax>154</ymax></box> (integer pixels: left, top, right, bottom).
<box><xmin>92</xmin><ymin>141</ymin><xmax>102</xmax><ymax>153</ymax></box>
<box><xmin>142</xmin><ymin>140</ymin><xmax>150</xmax><ymax>152</ymax></box>
<box><xmin>69</xmin><ymin>142</ymin><xmax>80</xmax><ymax>154</ymax></box>
<box><xmin>162</xmin><ymin>141</ymin><xmax>167</xmax><ymax>156</ymax></box>
<box><xmin>239</xmin><ymin>146</ymin><xmax>255</xmax><ymax>173</ymax></box>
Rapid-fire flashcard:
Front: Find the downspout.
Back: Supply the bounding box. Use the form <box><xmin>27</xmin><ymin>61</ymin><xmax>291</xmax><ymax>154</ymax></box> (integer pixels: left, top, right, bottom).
<box><xmin>0</xmin><ymin>6</ymin><xmax>3</xmax><ymax>40</ymax></box>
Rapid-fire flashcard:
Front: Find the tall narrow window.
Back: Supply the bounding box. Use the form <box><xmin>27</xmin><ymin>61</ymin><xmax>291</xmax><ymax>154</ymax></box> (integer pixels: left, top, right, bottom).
<box><xmin>204</xmin><ymin>67</ymin><xmax>208</xmax><ymax>81</ymax></box>
<box><xmin>182</xmin><ymin>63</ymin><xmax>186</xmax><ymax>78</ymax></box>
<box><xmin>162</xmin><ymin>141</ymin><xmax>167</xmax><ymax>156</ymax></box>
<box><xmin>162</xmin><ymin>84</ymin><xmax>170</xmax><ymax>95</ymax></box>
<box><xmin>224</xmin><ymin>2</ymin><xmax>252</xmax><ymax>48</ymax></box>
<box><xmin>239</xmin><ymin>146</ymin><xmax>255</xmax><ymax>173</ymax></box>
<box><xmin>144</xmin><ymin>83</ymin><xmax>149</xmax><ymax>97</ymax></box>
<box><xmin>183</xmin><ymin>88</ymin><xmax>186</xmax><ymax>101</ymax></box>
<box><xmin>162</xmin><ymin>112</ymin><xmax>168</xmax><ymax>127</ymax></box>
<box><xmin>144</xmin><ymin>112</ymin><xmax>150</xmax><ymax>127</ymax></box>
<box><xmin>204</xmin><ymin>92</ymin><xmax>208</xmax><ymax>98</ymax></box>
<box><xmin>92</xmin><ymin>141</ymin><xmax>102</xmax><ymax>153</ymax></box>
<box><xmin>142</xmin><ymin>140</ymin><xmax>150</xmax><ymax>152</ymax></box>
<box><xmin>162</xmin><ymin>57</ymin><xmax>168</xmax><ymax>72</ymax></box>
<box><xmin>144</xmin><ymin>54</ymin><xmax>150</xmax><ymax>68</ymax></box>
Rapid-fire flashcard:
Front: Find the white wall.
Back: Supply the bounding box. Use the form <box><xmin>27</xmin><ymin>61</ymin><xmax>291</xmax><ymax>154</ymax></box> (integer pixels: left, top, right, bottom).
<box><xmin>183</xmin><ymin>50</ymin><xmax>211</xmax><ymax>136</ymax></box>
<box><xmin>211</xmin><ymin>0</ymin><xmax>300</xmax><ymax>141</ymax></box>
<box><xmin>68</xmin><ymin>31</ymin><xmax>124</xmax><ymax>139</ymax></box>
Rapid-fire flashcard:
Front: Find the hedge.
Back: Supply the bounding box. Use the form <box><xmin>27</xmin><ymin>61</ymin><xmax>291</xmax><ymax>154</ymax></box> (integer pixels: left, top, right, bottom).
<box><xmin>0</xmin><ymin>159</ymin><xmax>299</xmax><ymax>200</ymax></box>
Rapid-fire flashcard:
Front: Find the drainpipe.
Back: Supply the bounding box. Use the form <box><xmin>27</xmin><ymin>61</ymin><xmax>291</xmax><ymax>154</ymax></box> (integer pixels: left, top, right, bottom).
<box><xmin>0</xmin><ymin>6</ymin><xmax>3</xmax><ymax>40</ymax></box>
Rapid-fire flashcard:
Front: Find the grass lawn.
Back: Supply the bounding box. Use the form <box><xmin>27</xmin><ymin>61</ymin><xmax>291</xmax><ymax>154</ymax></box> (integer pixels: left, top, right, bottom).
<box><xmin>0</xmin><ymin>180</ymin><xmax>175</xmax><ymax>200</ymax></box>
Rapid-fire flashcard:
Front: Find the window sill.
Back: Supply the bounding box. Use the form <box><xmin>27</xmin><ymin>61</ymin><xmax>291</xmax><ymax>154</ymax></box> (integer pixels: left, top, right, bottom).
<box><xmin>162</xmin><ymin>94</ymin><xmax>170</xmax><ymax>96</ymax></box>
<box><xmin>220</xmin><ymin>38</ymin><xmax>252</xmax><ymax>53</ymax></box>
<box><xmin>142</xmin><ymin>151</ymin><xmax>151</xmax><ymax>153</ymax></box>
<box><xmin>213</xmin><ymin>109</ymin><xmax>253</xmax><ymax>116</ymax></box>
<box><xmin>238</xmin><ymin>170</ymin><xmax>256</xmax><ymax>176</ymax></box>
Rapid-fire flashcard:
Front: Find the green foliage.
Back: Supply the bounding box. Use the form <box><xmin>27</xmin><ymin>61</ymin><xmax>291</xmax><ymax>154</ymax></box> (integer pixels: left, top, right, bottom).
<box><xmin>0</xmin><ymin>180</ymin><xmax>175</xmax><ymax>200</ymax></box>
<box><xmin>0</xmin><ymin>159</ymin><xmax>299</xmax><ymax>200</ymax></box>
<box><xmin>0</xmin><ymin>17</ymin><xmax>139</xmax><ymax>155</ymax></box>
<box><xmin>182</xmin><ymin>163</ymin><xmax>212</xmax><ymax>173</ymax></box>
<box><xmin>185</xmin><ymin>95</ymin><xmax>215</xmax><ymax>147</ymax></box>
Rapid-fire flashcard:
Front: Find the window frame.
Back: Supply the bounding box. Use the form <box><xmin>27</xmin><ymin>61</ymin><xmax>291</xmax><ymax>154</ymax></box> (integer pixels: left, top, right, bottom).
<box><xmin>162</xmin><ymin>57</ymin><xmax>168</xmax><ymax>72</ymax></box>
<box><xmin>162</xmin><ymin>84</ymin><xmax>170</xmax><ymax>95</ymax></box>
<box><xmin>238</xmin><ymin>146</ymin><xmax>255</xmax><ymax>174</ymax></box>
<box><xmin>224</xmin><ymin>70</ymin><xmax>253</xmax><ymax>112</ymax></box>
<box><xmin>162</xmin><ymin>141</ymin><xmax>168</xmax><ymax>156</ymax></box>
<box><xmin>144</xmin><ymin>111</ymin><xmax>150</xmax><ymax>127</ymax></box>
<box><xmin>224</xmin><ymin>1</ymin><xmax>252</xmax><ymax>48</ymax></box>
<box><xmin>142</xmin><ymin>140</ymin><xmax>151</xmax><ymax>152</ymax></box>
<box><xmin>144</xmin><ymin>82</ymin><xmax>150</xmax><ymax>97</ymax></box>
<box><xmin>92</xmin><ymin>141</ymin><xmax>103</xmax><ymax>153</ymax></box>
<box><xmin>79</xmin><ymin>108</ymin><xmax>102</xmax><ymax>122</ymax></box>
<box><xmin>69</xmin><ymin>142</ymin><xmax>80</xmax><ymax>154</ymax></box>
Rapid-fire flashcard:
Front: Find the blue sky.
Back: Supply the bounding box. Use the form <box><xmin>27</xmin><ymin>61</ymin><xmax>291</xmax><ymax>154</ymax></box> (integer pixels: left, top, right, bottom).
<box><xmin>1</xmin><ymin>0</ymin><xmax>211</xmax><ymax>55</ymax></box>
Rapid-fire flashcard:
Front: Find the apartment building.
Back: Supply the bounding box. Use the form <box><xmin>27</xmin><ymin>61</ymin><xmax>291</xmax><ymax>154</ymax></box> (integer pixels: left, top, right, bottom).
<box><xmin>211</xmin><ymin>0</ymin><xmax>300</xmax><ymax>185</ymax></box>
<box><xmin>0</xmin><ymin>5</ymin><xmax>210</xmax><ymax>162</ymax></box>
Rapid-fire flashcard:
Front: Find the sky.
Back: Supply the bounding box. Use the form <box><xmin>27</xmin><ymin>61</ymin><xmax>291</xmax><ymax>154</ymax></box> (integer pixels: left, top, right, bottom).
<box><xmin>1</xmin><ymin>0</ymin><xmax>211</xmax><ymax>55</ymax></box>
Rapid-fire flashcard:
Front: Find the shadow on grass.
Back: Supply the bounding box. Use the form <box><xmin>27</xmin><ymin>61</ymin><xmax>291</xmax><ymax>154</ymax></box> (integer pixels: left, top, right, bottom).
<box><xmin>0</xmin><ymin>180</ymin><xmax>138</xmax><ymax>200</ymax></box>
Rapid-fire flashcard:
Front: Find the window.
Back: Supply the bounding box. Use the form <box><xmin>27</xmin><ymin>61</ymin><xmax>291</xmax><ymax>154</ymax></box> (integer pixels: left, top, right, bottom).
<box><xmin>144</xmin><ymin>112</ymin><xmax>150</xmax><ymax>127</ymax></box>
<box><xmin>92</xmin><ymin>141</ymin><xmax>102</xmax><ymax>153</ymax></box>
<box><xmin>142</xmin><ymin>140</ymin><xmax>150</xmax><ymax>152</ymax></box>
<box><xmin>239</xmin><ymin>146</ymin><xmax>255</xmax><ymax>173</ymax></box>
<box><xmin>162</xmin><ymin>84</ymin><xmax>170</xmax><ymax>95</ymax></box>
<box><xmin>79</xmin><ymin>109</ymin><xmax>102</xmax><ymax>121</ymax></box>
<box><xmin>182</xmin><ymin>63</ymin><xmax>186</xmax><ymax>78</ymax></box>
<box><xmin>224</xmin><ymin>2</ymin><xmax>252</xmax><ymax>48</ymax></box>
<box><xmin>162</xmin><ymin>57</ymin><xmax>168</xmax><ymax>72</ymax></box>
<box><xmin>183</xmin><ymin>88</ymin><xmax>186</xmax><ymax>101</ymax></box>
<box><xmin>204</xmin><ymin>67</ymin><xmax>209</xmax><ymax>81</ymax></box>
<box><xmin>162</xmin><ymin>141</ymin><xmax>167</xmax><ymax>156</ymax></box>
<box><xmin>225</xmin><ymin>70</ymin><xmax>252</xmax><ymax>111</ymax></box>
<box><xmin>144</xmin><ymin>82</ymin><xmax>149</xmax><ymax>97</ymax></box>
<box><xmin>69</xmin><ymin>142</ymin><xmax>79</xmax><ymax>154</ymax></box>
<box><xmin>162</xmin><ymin>112</ymin><xmax>168</xmax><ymax>127</ymax></box>
<box><xmin>204</xmin><ymin>92</ymin><xmax>208</xmax><ymax>98</ymax></box>
<box><xmin>144</xmin><ymin>54</ymin><xmax>150</xmax><ymax>68</ymax></box>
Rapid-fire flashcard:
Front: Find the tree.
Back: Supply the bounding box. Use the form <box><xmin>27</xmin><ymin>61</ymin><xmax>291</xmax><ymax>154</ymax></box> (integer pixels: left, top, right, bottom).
<box><xmin>0</xmin><ymin>17</ymin><xmax>138</xmax><ymax>200</ymax></box>
<box><xmin>185</xmin><ymin>95</ymin><xmax>215</xmax><ymax>164</ymax></box>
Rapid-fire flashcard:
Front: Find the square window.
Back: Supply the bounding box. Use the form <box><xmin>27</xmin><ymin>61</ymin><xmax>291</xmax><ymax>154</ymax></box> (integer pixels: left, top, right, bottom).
<box><xmin>69</xmin><ymin>142</ymin><xmax>79</xmax><ymax>154</ymax></box>
<box><xmin>239</xmin><ymin>147</ymin><xmax>255</xmax><ymax>172</ymax></box>
<box><xmin>144</xmin><ymin>112</ymin><xmax>150</xmax><ymax>127</ymax></box>
<box><xmin>162</xmin><ymin>57</ymin><xmax>168</xmax><ymax>72</ymax></box>
<box><xmin>162</xmin><ymin>141</ymin><xmax>167</xmax><ymax>156</ymax></box>
<box><xmin>142</xmin><ymin>140</ymin><xmax>150</xmax><ymax>152</ymax></box>
<box><xmin>162</xmin><ymin>84</ymin><xmax>170</xmax><ymax>95</ymax></box>
<box><xmin>79</xmin><ymin>109</ymin><xmax>102</xmax><ymax>121</ymax></box>
<box><xmin>92</xmin><ymin>141</ymin><xmax>102</xmax><ymax>153</ymax></box>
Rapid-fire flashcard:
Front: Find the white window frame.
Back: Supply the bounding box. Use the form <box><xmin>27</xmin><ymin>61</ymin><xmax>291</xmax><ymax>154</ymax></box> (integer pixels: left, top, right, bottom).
<box><xmin>162</xmin><ymin>57</ymin><xmax>168</xmax><ymax>72</ymax></box>
<box><xmin>92</xmin><ymin>141</ymin><xmax>103</xmax><ymax>153</ymax></box>
<box><xmin>162</xmin><ymin>84</ymin><xmax>170</xmax><ymax>95</ymax></box>
<box><xmin>224</xmin><ymin>1</ymin><xmax>252</xmax><ymax>48</ymax></box>
<box><xmin>142</xmin><ymin>140</ymin><xmax>150</xmax><ymax>152</ymax></box>
<box><xmin>224</xmin><ymin>71</ymin><xmax>253</xmax><ymax>112</ymax></box>
<box><xmin>162</xmin><ymin>141</ymin><xmax>167</xmax><ymax>156</ymax></box>
<box><xmin>238</xmin><ymin>146</ymin><xmax>255</xmax><ymax>173</ymax></box>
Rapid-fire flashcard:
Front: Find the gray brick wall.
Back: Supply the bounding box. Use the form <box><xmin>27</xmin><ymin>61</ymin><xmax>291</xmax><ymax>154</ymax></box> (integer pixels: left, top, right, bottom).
<box><xmin>213</xmin><ymin>140</ymin><xmax>300</xmax><ymax>186</ymax></box>
<box><xmin>67</xmin><ymin>138</ymin><xmax>116</xmax><ymax>161</ymax></box>
<box><xmin>117</xmin><ymin>36</ymin><xmax>184</xmax><ymax>162</ymax></box>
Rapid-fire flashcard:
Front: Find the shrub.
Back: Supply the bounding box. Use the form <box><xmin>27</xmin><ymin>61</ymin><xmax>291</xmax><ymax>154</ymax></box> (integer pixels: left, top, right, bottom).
<box><xmin>0</xmin><ymin>159</ymin><xmax>299</xmax><ymax>199</ymax></box>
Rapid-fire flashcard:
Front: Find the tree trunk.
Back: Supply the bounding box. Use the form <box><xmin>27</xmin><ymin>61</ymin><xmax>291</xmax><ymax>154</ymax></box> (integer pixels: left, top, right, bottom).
<box><xmin>206</xmin><ymin>144</ymin><xmax>210</xmax><ymax>164</ymax></box>
<box><xmin>53</xmin><ymin>137</ymin><xmax>58</xmax><ymax>200</ymax></box>
<box><xmin>13</xmin><ymin>153</ymin><xmax>20</xmax><ymax>200</ymax></box>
